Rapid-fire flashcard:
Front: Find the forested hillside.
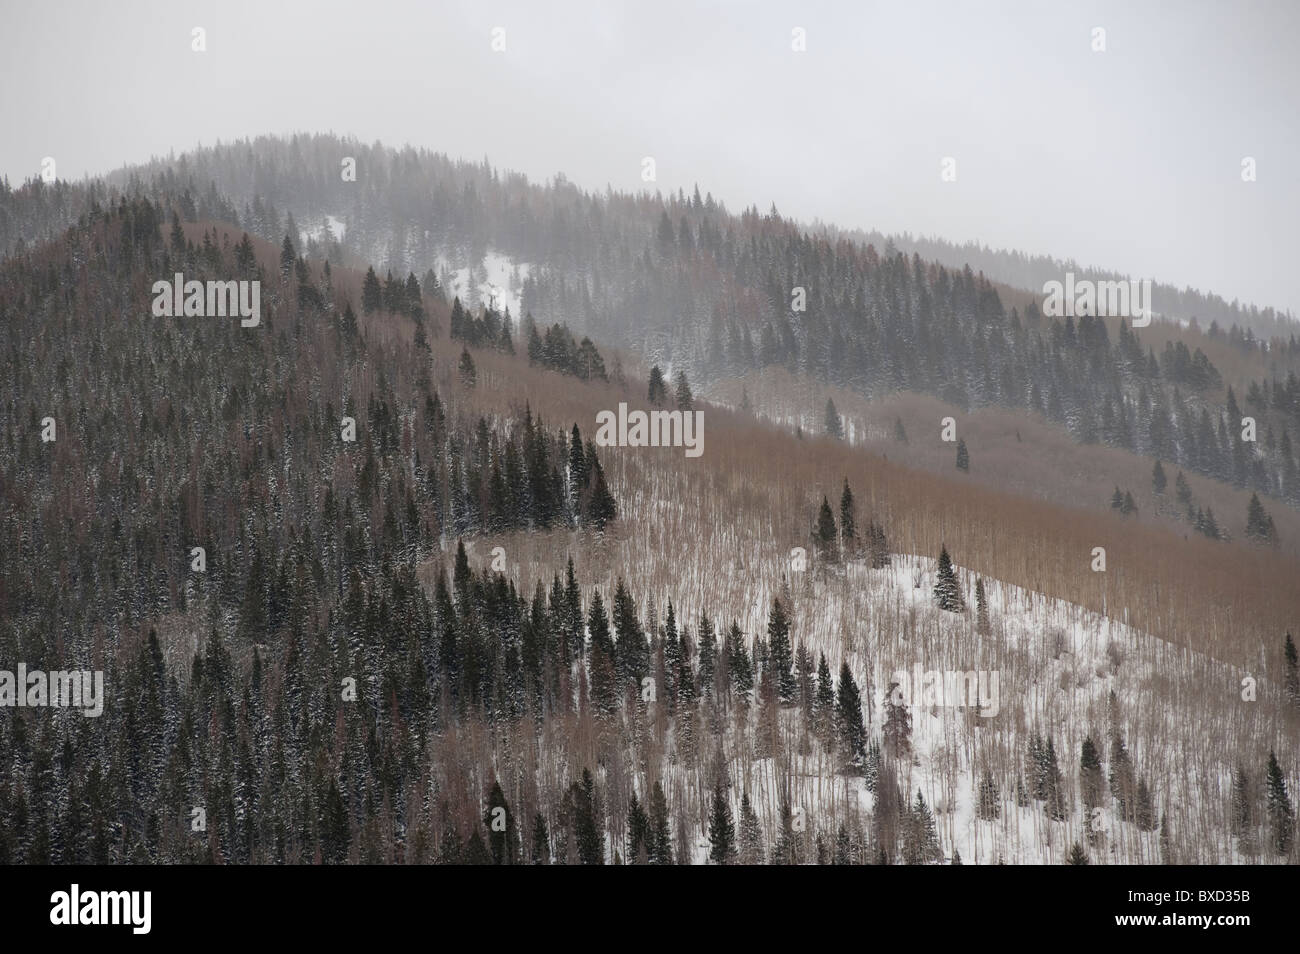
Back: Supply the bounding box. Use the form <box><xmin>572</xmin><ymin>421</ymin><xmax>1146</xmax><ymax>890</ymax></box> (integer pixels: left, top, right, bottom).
<box><xmin>5</xmin><ymin>134</ymin><xmax>1296</xmax><ymax>524</ymax></box>
<box><xmin>1</xmin><ymin>143</ymin><xmax>1297</xmax><ymax>867</ymax></box>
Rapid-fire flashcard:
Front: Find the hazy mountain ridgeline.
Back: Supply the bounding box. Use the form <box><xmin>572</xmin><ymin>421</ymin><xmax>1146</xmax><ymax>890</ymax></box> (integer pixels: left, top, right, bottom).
<box><xmin>816</xmin><ymin>223</ymin><xmax>1297</xmax><ymax>343</ymax></box>
<box><xmin>4</xmin><ymin>134</ymin><xmax>1300</xmax><ymax>531</ymax></box>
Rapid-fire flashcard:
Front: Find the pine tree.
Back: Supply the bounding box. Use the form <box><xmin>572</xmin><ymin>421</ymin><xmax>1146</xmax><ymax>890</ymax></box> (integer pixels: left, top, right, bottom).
<box><xmin>882</xmin><ymin>683</ymin><xmax>912</xmax><ymax>759</ymax></box>
<box><xmin>585</xmin><ymin>462</ymin><xmax>617</xmax><ymax>530</ymax></box>
<box><xmin>362</xmin><ymin>266</ymin><xmax>383</xmax><ymax>314</ymax></box>
<box><xmin>1109</xmin><ymin>731</ymin><xmax>1137</xmax><ymax>822</ymax></box>
<box><xmin>574</xmin><ymin>769</ymin><xmax>603</xmax><ymax>865</ymax></box>
<box><xmin>904</xmin><ymin>791</ymin><xmax>941</xmax><ymax>864</ymax></box>
<box><xmin>458</xmin><ymin>347</ymin><xmax>477</xmax><ymax>389</ymax></box>
<box><xmin>648</xmin><ymin>781</ymin><xmax>672</xmax><ymax>865</ymax></box>
<box><xmin>1284</xmin><ymin>632</ymin><xmax>1300</xmax><ymax>712</ymax></box>
<box><xmin>894</xmin><ymin>416</ymin><xmax>908</xmax><ymax>444</ymax></box>
<box><xmin>1042</xmin><ymin>736</ymin><xmax>1067</xmax><ymax>821</ymax></box>
<box><xmin>1067</xmin><ymin>842</ymin><xmax>1089</xmax><ymax>865</ymax></box>
<box><xmin>955</xmin><ymin>438</ymin><xmax>970</xmax><ymax>472</ymax></box>
<box><xmin>814</xmin><ymin>653</ymin><xmax>835</xmax><ymax>743</ymax></box>
<box><xmin>674</xmin><ymin>370</ymin><xmax>694</xmax><ymax>411</ymax></box>
<box><xmin>815</xmin><ymin>496</ymin><xmax>837</xmax><ymax>554</ymax></box>
<box><xmin>1080</xmin><ymin>735</ymin><xmax>1105</xmax><ymax>810</ymax></box>
<box><xmin>835</xmin><ymin>662</ymin><xmax>868</xmax><ymax>766</ymax></box>
<box><xmin>647</xmin><ymin>365</ymin><xmax>668</xmax><ymax>405</ymax></box>
<box><xmin>824</xmin><ymin>398</ymin><xmax>843</xmax><ymax>439</ymax></box>
<box><xmin>839</xmin><ymin>480</ymin><xmax>856</xmax><ymax>551</ymax></box>
<box><xmin>767</xmin><ymin>597</ymin><xmax>796</xmax><ymax>703</ymax></box>
<box><xmin>484</xmin><ymin>780</ymin><xmax>517</xmax><ymax>864</ymax></box>
<box><xmin>707</xmin><ymin>785</ymin><xmax>736</xmax><ymax>864</ymax></box>
<box><xmin>1231</xmin><ymin>765</ymin><xmax>1256</xmax><ymax>854</ymax></box>
<box><xmin>933</xmin><ymin>546</ymin><xmax>964</xmax><ymax>612</ymax></box>
<box><xmin>531</xmin><ymin>812</ymin><xmax>550</xmax><ymax>864</ymax></box>
<box><xmin>976</xmin><ymin>768</ymin><xmax>1000</xmax><ymax>820</ymax></box>
<box><xmin>1265</xmin><ymin>751</ymin><xmax>1294</xmax><ymax>856</ymax></box>
<box><xmin>1135</xmin><ymin>778</ymin><xmax>1157</xmax><ymax>832</ymax></box>
<box><xmin>975</xmin><ymin>578</ymin><xmax>991</xmax><ymax>635</ymax></box>
<box><xmin>627</xmin><ymin>791</ymin><xmax>650</xmax><ymax>863</ymax></box>
<box><xmin>1246</xmin><ymin>493</ymin><xmax>1278</xmax><ymax>544</ymax></box>
<box><xmin>738</xmin><ymin>793</ymin><xmax>763</xmax><ymax>865</ymax></box>
<box><xmin>864</xmin><ymin>739</ymin><xmax>882</xmax><ymax>793</ymax></box>
<box><xmin>279</xmin><ymin>234</ymin><xmax>296</xmax><ymax>278</ymax></box>
<box><xmin>866</xmin><ymin>519</ymin><xmax>890</xmax><ymax>569</ymax></box>
<box><xmin>697</xmin><ymin>611</ymin><xmax>717</xmax><ymax>696</ymax></box>
<box><xmin>728</xmin><ymin>621</ymin><xmax>753</xmax><ymax>703</ymax></box>
<box><xmin>1152</xmin><ymin>459</ymin><xmax>1167</xmax><ymax>495</ymax></box>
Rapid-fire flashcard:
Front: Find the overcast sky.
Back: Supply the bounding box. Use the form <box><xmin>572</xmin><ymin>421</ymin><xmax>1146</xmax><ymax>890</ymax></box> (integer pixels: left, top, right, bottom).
<box><xmin>3</xmin><ymin>0</ymin><xmax>1296</xmax><ymax>314</ymax></box>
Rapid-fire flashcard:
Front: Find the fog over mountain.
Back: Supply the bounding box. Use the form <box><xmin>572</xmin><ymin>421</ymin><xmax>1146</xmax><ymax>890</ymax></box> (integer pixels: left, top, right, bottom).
<box><xmin>2</xmin><ymin>0</ymin><xmax>1297</xmax><ymax>316</ymax></box>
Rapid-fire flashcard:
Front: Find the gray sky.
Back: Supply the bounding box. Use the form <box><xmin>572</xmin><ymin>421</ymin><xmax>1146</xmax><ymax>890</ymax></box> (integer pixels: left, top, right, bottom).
<box><xmin>3</xmin><ymin>0</ymin><xmax>1297</xmax><ymax>314</ymax></box>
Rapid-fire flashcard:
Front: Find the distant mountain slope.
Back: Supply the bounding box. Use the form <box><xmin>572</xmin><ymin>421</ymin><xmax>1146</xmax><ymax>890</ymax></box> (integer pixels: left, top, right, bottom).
<box><xmin>4</xmin><ymin>134</ymin><xmax>1300</xmax><ymax>520</ymax></box>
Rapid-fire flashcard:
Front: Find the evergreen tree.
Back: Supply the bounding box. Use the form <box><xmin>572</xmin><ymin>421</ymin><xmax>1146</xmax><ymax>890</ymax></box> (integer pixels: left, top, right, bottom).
<box><xmin>815</xmin><ymin>496</ymin><xmax>837</xmax><ymax>554</ymax></box>
<box><xmin>1265</xmin><ymin>751</ymin><xmax>1294</xmax><ymax>856</ymax></box>
<box><xmin>707</xmin><ymin>785</ymin><xmax>736</xmax><ymax>864</ymax></box>
<box><xmin>1246</xmin><ymin>493</ymin><xmax>1278</xmax><ymax>544</ymax></box>
<box><xmin>738</xmin><ymin>793</ymin><xmax>763</xmax><ymax>865</ymax></box>
<box><xmin>933</xmin><ymin>545</ymin><xmax>964</xmax><ymax>612</ymax></box>
<box><xmin>647</xmin><ymin>365</ymin><xmax>668</xmax><ymax>405</ymax></box>
<box><xmin>1231</xmin><ymin>765</ymin><xmax>1256</xmax><ymax>854</ymax></box>
<box><xmin>674</xmin><ymin>370</ymin><xmax>694</xmax><ymax>410</ymax></box>
<box><xmin>976</xmin><ymin>768</ymin><xmax>1000</xmax><ymax>820</ymax></box>
<box><xmin>698</xmin><ymin>612</ymin><xmax>716</xmax><ymax>696</ymax></box>
<box><xmin>1152</xmin><ymin>459</ymin><xmax>1167</xmax><ymax>495</ymax></box>
<box><xmin>574</xmin><ymin>769</ymin><xmax>603</xmax><ymax>865</ymax></box>
<box><xmin>1284</xmin><ymin>632</ymin><xmax>1300</xmax><ymax>712</ymax></box>
<box><xmin>362</xmin><ymin>266</ymin><xmax>383</xmax><ymax>314</ymax></box>
<box><xmin>1080</xmin><ymin>735</ymin><xmax>1105</xmax><ymax>810</ymax></box>
<box><xmin>627</xmin><ymin>791</ymin><xmax>650</xmax><ymax>863</ymax></box>
<box><xmin>484</xmin><ymin>780</ymin><xmax>517</xmax><ymax>864</ymax></box>
<box><xmin>904</xmin><ymin>791</ymin><xmax>941</xmax><ymax>864</ymax></box>
<box><xmin>955</xmin><ymin>438</ymin><xmax>970</xmax><ymax>472</ymax></box>
<box><xmin>824</xmin><ymin>398</ymin><xmax>843</xmax><ymax>439</ymax></box>
<box><xmin>766</xmin><ymin>597</ymin><xmax>796</xmax><ymax>703</ymax></box>
<box><xmin>532</xmin><ymin>812</ymin><xmax>550</xmax><ymax>864</ymax></box>
<box><xmin>1067</xmin><ymin>842</ymin><xmax>1089</xmax><ymax>865</ymax></box>
<box><xmin>1135</xmin><ymin>778</ymin><xmax>1157</xmax><ymax>832</ymax></box>
<box><xmin>279</xmin><ymin>234</ymin><xmax>296</xmax><ymax>278</ymax></box>
<box><xmin>839</xmin><ymin>480</ymin><xmax>856</xmax><ymax>550</ymax></box>
<box><xmin>975</xmin><ymin>578</ymin><xmax>991</xmax><ymax>635</ymax></box>
<box><xmin>458</xmin><ymin>347</ymin><xmax>477</xmax><ymax>389</ymax></box>
<box><xmin>894</xmin><ymin>416</ymin><xmax>908</xmax><ymax>444</ymax></box>
<box><xmin>835</xmin><ymin>662</ymin><xmax>868</xmax><ymax>766</ymax></box>
<box><xmin>882</xmin><ymin>682</ymin><xmax>912</xmax><ymax>759</ymax></box>
<box><xmin>648</xmin><ymin>781</ymin><xmax>672</xmax><ymax>865</ymax></box>
<box><xmin>814</xmin><ymin>652</ymin><xmax>835</xmax><ymax>743</ymax></box>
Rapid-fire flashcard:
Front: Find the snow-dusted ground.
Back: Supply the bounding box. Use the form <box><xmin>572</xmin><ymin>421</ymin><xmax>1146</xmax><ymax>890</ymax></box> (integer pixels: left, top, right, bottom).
<box><xmin>711</xmin><ymin>552</ymin><xmax>1270</xmax><ymax>864</ymax></box>
<box><xmin>300</xmin><ymin>214</ymin><xmax>346</xmax><ymax>246</ymax></box>
<box><xmin>436</xmin><ymin>250</ymin><xmax>530</xmax><ymax>319</ymax></box>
